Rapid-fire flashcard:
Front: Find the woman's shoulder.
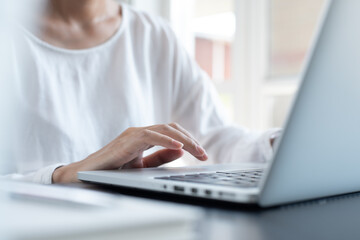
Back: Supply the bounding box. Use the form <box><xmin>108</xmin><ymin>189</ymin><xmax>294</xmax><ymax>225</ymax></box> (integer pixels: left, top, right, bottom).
<box><xmin>122</xmin><ymin>4</ymin><xmax>177</xmax><ymax>43</ymax></box>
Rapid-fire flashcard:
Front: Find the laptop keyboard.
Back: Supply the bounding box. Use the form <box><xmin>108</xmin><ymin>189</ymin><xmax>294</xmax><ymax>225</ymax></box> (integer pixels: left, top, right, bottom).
<box><xmin>155</xmin><ymin>169</ymin><xmax>264</xmax><ymax>188</ymax></box>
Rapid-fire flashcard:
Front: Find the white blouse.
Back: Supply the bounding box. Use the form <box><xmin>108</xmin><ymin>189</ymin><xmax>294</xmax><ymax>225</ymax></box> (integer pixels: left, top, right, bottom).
<box><xmin>3</xmin><ymin>4</ymin><xmax>279</xmax><ymax>184</ymax></box>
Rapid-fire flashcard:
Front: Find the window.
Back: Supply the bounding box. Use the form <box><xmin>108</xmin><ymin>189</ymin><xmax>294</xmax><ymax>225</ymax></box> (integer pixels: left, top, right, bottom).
<box><xmin>192</xmin><ymin>0</ymin><xmax>234</xmax><ymax>82</ymax></box>
<box><xmin>124</xmin><ymin>0</ymin><xmax>327</xmax><ymax>129</ymax></box>
<box><xmin>233</xmin><ymin>0</ymin><xmax>327</xmax><ymax>129</ymax></box>
<box><xmin>265</xmin><ymin>0</ymin><xmax>326</xmax><ymax>128</ymax></box>
<box><xmin>191</xmin><ymin>0</ymin><xmax>236</xmax><ymax>120</ymax></box>
<box><xmin>269</xmin><ymin>0</ymin><xmax>325</xmax><ymax>77</ymax></box>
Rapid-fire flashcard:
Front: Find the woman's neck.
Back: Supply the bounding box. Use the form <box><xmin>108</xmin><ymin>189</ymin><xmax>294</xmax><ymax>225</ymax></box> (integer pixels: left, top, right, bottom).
<box><xmin>48</xmin><ymin>0</ymin><xmax>118</xmax><ymax>26</ymax></box>
<box><xmin>33</xmin><ymin>0</ymin><xmax>122</xmax><ymax>50</ymax></box>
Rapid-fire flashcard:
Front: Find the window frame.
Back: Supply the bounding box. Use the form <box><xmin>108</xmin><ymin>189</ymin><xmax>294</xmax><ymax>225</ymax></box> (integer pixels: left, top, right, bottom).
<box><xmin>126</xmin><ymin>0</ymin><xmax>300</xmax><ymax>129</ymax></box>
<box><xmin>233</xmin><ymin>0</ymin><xmax>298</xmax><ymax>130</ymax></box>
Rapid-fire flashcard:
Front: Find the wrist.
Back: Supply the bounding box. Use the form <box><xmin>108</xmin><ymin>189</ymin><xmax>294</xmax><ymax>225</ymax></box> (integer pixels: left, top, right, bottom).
<box><xmin>52</xmin><ymin>166</ymin><xmax>65</xmax><ymax>183</ymax></box>
<box><xmin>52</xmin><ymin>162</ymin><xmax>82</xmax><ymax>183</ymax></box>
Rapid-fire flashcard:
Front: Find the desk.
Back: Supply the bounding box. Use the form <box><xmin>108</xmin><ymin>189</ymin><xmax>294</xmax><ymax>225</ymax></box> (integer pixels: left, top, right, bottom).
<box><xmin>63</xmin><ymin>182</ymin><xmax>360</xmax><ymax>240</ymax></box>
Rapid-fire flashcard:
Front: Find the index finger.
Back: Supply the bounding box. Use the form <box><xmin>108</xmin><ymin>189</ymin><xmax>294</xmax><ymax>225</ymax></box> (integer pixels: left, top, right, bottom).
<box><xmin>141</xmin><ymin>129</ymin><xmax>184</xmax><ymax>150</ymax></box>
<box><xmin>150</xmin><ymin>125</ymin><xmax>208</xmax><ymax>161</ymax></box>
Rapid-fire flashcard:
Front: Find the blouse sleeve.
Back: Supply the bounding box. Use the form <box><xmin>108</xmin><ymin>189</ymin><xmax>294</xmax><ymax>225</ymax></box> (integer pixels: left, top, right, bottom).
<box><xmin>1</xmin><ymin>163</ymin><xmax>66</xmax><ymax>184</ymax></box>
<box><xmin>166</xmin><ymin>24</ymin><xmax>281</xmax><ymax>164</ymax></box>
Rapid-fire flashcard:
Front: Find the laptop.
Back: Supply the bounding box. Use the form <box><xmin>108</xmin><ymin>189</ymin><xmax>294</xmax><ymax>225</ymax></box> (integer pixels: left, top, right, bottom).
<box><xmin>79</xmin><ymin>0</ymin><xmax>360</xmax><ymax>207</ymax></box>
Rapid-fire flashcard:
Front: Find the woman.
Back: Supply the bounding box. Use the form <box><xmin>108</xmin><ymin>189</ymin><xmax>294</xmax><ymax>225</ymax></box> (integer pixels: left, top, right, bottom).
<box><xmin>6</xmin><ymin>0</ymin><xmax>279</xmax><ymax>184</ymax></box>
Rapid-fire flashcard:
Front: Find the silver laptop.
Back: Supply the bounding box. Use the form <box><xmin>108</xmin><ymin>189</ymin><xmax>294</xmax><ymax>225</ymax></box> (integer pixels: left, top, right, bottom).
<box><xmin>79</xmin><ymin>0</ymin><xmax>360</xmax><ymax>207</ymax></box>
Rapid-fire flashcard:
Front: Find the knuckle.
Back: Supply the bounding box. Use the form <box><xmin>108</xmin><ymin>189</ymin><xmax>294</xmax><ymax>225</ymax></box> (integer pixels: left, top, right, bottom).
<box><xmin>126</xmin><ymin>127</ymin><xmax>136</xmax><ymax>133</ymax></box>
<box><xmin>190</xmin><ymin>139</ymin><xmax>198</xmax><ymax>148</ymax></box>
<box><xmin>160</xmin><ymin>124</ymin><xmax>171</xmax><ymax>131</ymax></box>
<box><xmin>170</xmin><ymin>122</ymin><xmax>180</xmax><ymax>128</ymax></box>
<box><xmin>159</xmin><ymin>134</ymin><xmax>167</xmax><ymax>140</ymax></box>
<box><xmin>149</xmin><ymin>124</ymin><xmax>159</xmax><ymax>129</ymax></box>
<box><xmin>141</xmin><ymin>129</ymin><xmax>152</xmax><ymax>138</ymax></box>
<box><xmin>161</xmin><ymin>135</ymin><xmax>172</xmax><ymax>144</ymax></box>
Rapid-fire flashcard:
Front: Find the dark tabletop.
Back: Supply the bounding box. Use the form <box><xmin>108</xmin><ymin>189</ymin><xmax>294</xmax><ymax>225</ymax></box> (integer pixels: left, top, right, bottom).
<box><xmin>62</xmin><ymin>182</ymin><xmax>360</xmax><ymax>240</ymax></box>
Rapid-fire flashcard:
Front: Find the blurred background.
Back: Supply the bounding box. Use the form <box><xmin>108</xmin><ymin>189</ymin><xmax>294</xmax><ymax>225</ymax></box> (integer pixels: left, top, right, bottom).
<box><xmin>119</xmin><ymin>0</ymin><xmax>326</xmax><ymax>130</ymax></box>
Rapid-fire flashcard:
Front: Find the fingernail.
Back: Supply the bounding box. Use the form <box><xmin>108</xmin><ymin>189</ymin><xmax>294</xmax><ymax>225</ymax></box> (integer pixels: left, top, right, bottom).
<box><xmin>172</xmin><ymin>140</ymin><xmax>183</xmax><ymax>148</ymax></box>
<box><xmin>198</xmin><ymin>153</ymin><xmax>208</xmax><ymax>161</ymax></box>
<box><xmin>196</xmin><ymin>145</ymin><xmax>206</xmax><ymax>155</ymax></box>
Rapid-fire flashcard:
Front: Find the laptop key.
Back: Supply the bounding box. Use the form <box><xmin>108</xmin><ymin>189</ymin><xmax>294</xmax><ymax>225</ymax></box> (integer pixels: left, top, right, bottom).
<box><xmin>155</xmin><ymin>169</ymin><xmax>263</xmax><ymax>188</ymax></box>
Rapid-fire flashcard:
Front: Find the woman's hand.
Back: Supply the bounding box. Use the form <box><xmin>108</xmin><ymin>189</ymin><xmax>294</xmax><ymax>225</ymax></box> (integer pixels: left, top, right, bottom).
<box><xmin>52</xmin><ymin>123</ymin><xmax>208</xmax><ymax>183</ymax></box>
